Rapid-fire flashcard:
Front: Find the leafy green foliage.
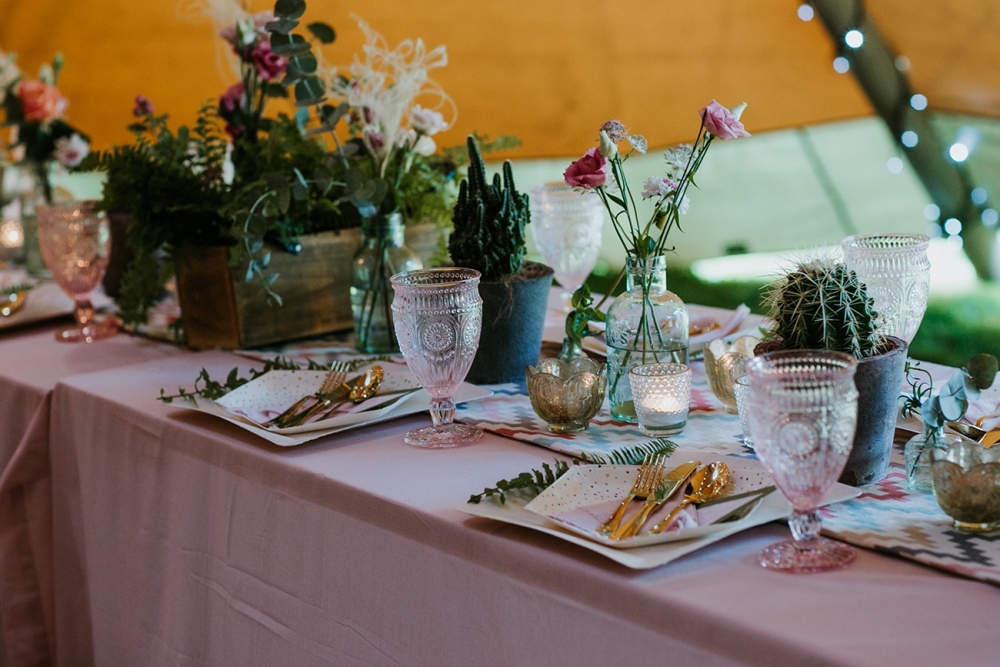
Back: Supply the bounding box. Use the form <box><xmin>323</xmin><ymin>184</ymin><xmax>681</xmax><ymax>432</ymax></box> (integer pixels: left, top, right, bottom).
<box><xmin>900</xmin><ymin>355</ymin><xmax>998</xmax><ymax>431</ymax></box>
<box><xmin>448</xmin><ymin>135</ymin><xmax>530</xmax><ymax>281</ymax></box>
<box><xmin>158</xmin><ymin>355</ymin><xmax>392</xmax><ymax>403</ymax></box>
<box><xmin>763</xmin><ymin>260</ymin><xmax>882</xmax><ymax>359</ymax></box>
<box><xmin>467</xmin><ymin>438</ymin><xmax>676</xmax><ymax>505</ymax></box>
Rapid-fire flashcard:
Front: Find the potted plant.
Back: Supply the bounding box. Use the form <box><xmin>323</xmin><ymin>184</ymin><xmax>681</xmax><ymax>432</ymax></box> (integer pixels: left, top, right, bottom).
<box><xmin>84</xmin><ymin>3</ymin><xmax>449</xmax><ymax>349</ymax></box>
<box><xmin>449</xmin><ymin>135</ymin><xmax>553</xmax><ymax>384</ymax></box>
<box><xmin>759</xmin><ymin>259</ymin><xmax>908</xmax><ymax>486</ymax></box>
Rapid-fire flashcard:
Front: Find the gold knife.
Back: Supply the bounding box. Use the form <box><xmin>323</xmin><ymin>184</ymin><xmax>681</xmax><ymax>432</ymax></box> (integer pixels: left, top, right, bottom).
<box><xmin>611</xmin><ymin>461</ymin><xmax>700</xmax><ymax>541</ymax></box>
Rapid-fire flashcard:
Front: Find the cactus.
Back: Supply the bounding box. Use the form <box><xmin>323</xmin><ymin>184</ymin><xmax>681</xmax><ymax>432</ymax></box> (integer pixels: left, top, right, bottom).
<box><xmin>763</xmin><ymin>260</ymin><xmax>883</xmax><ymax>359</ymax></box>
<box><xmin>449</xmin><ymin>135</ymin><xmax>530</xmax><ymax>281</ymax></box>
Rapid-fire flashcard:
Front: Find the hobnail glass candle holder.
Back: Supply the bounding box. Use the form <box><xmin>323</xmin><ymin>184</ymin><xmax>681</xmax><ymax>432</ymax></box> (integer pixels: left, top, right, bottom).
<box><xmin>931</xmin><ymin>439</ymin><xmax>1000</xmax><ymax>532</ymax></box>
<box><xmin>526</xmin><ymin>357</ymin><xmax>606</xmax><ymax>433</ymax></box>
<box><xmin>840</xmin><ymin>233</ymin><xmax>930</xmax><ymax>343</ymax></box>
<box><xmin>628</xmin><ymin>363</ymin><xmax>691</xmax><ymax>436</ymax></box>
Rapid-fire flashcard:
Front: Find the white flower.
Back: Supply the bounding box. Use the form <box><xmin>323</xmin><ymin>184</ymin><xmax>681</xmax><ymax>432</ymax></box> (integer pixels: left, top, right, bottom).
<box><xmin>730</xmin><ymin>102</ymin><xmax>748</xmax><ymax>120</ymax></box>
<box><xmin>676</xmin><ymin>193</ymin><xmax>690</xmax><ymax>215</ymax></box>
<box><xmin>641</xmin><ymin>176</ymin><xmax>677</xmax><ymax>200</ymax></box>
<box><xmin>52</xmin><ymin>133</ymin><xmax>89</xmax><ymax>168</ymax></box>
<box><xmin>410</xmin><ymin>105</ymin><xmax>448</xmax><ymax>136</ymax></box>
<box><xmin>413</xmin><ymin>135</ymin><xmax>436</xmax><ymax>156</ymax></box>
<box><xmin>627</xmin><ymin>134</ymin><xmax>648</xmax><ymax>155</ymax></box>
<box><xmin>598</xmin><ymin>130</ymin><xmax>618</xmax><ymax>159</ymax></box>
<box><xmin>663</xmin><ymin>144</ymin><xmax>693</xmax><ymax>179</ymax></box>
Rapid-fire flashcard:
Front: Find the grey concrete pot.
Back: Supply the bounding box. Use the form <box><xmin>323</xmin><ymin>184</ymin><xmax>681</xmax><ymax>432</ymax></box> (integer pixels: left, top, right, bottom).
<box><xmin>467</xmin><ymin>261</ymin><xmax>554</xmax><ymax>384</ymax></box>
<box><xmin>754</xmin><ymin>336</ymin><xmax>908</xmax><ymax>486</ymax></box>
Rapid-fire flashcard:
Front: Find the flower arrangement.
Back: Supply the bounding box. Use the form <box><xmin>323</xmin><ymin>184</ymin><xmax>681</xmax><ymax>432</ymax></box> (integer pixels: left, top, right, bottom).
<box><xmin>562</xmin><ymin>101</ymin><xmax>750</xmax><ymax>356</ymax></box>
<box><xmin>1</xmin><ymin>52</ymin><xmax>90</xmax><ymax>203</ymax></box>
<box><xmin>327</xmin><ymin>17</ymin><xmax>457</xmax><ymax>219</ymax></box>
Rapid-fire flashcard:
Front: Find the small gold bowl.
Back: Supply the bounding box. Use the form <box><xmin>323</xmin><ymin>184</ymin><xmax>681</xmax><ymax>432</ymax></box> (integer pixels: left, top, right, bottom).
<box><xmin>526</xmin><ymin>357</ymin><xmax>606</xmax><ymax>433</ymax></box>
<box><xmin>931</xmin><ymin>439</ymin><xmax>1000</xmax><ymax>532</ymax></box>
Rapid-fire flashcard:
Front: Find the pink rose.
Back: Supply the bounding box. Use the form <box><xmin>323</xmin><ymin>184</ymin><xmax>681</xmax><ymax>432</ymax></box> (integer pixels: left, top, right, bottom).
<box><xmin>17</xmin><ymin>80</ymin><xmax>66</xmax><ymax>123</ymax></box>
<box><xmin>698</xmin><ymin>101</ymin><xmax>750</xmax><ymax>140</ymax></box>
<box><xmin>251</xmin><ymin>41</ymin><xmax>287</xmax><ymax>81</ymax></box>
<box><xmin>564</xmin><ymin>148</ymin><xmax>610</xmax><ymax>190</ymax></box>
<box><xmin>218</xmin><ymin>82</ymin><xmax>245</xmax><ymax>118</ymax></box>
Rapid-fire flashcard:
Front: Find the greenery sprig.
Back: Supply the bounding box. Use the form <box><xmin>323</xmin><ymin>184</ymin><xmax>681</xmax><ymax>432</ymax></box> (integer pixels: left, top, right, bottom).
<box><xmin>158</xmin><ymin>355</ymin><xmax>391</xmax><ymax>403</ymax></box>
<box><xmin>468</xmin><ymin>438</ymin><xmax>676</xmax><ymax>505</ymax></box>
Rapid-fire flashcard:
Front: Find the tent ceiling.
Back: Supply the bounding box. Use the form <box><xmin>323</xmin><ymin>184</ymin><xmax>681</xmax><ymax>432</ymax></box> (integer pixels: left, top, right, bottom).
<box><xmin>0</xmin><ymin>0</ymin><xmax>996</xmax><ymax>157</ymax></box>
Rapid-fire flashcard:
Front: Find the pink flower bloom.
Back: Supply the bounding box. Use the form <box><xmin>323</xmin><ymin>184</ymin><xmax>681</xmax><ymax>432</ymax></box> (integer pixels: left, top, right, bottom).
<box><xmin>601</xmin><ymin>120</ymin><xmax>627</xmax><ymax>142</ymax></box>
<box><xmin>17</xmin><ymin>80</ymin><xmax>66</xmax><ymax>123</ymax></box>
<box><xmin>251</xmin><ymin>41</ymin><xmax>287</xmax><ymax>81</ymax></box>
<box><xmin>224</xmin><ymin>123</ymin><xmax>245</xmax><ymax>140</ymax></box>
<box><xmin>53</xmin><ymin>133</ymin><xmax>89</xmax><ymax>168</ymax></box>
<box><xmin>564</xmin><ymin>148</ymin><xmax>610</xmax><ymax>190</ymax></box>
<box><xmin>362</xmin><ymin>125</ymin><xmax>384</xmax><ymax>154</ymax></box>
<box><xmin>699</xmin><ymin>100</ymin><xmax>751</xmax><ymax>140</ymax></box>
<box><xmin>218</xmin><ymin>82</ymin><xmax>245</xmax><ymax>118</ymax></box>
<box><xmin>132</xmin><ymin>95</ymin><xmax>154</xmax><ymax>117</ymax></box>
<box><xmin>410</xmin><ymin>105</ymin><xmax>447</xmax><ymax>136</ymax></box>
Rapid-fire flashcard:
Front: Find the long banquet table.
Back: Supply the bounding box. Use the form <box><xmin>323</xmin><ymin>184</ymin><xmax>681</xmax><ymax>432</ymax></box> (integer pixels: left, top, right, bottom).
<box><xmin>3</xmin><ymin>326</ymin><xmax>1000</xmax><ymax>666</ymax></box>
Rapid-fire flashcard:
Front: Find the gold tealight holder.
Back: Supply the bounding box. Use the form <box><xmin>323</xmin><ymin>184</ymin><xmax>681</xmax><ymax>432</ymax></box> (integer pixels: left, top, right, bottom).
<box><xmin>526</xmin><ymin>357</ymin><xmax>607</xmax><ymax>433</ymax></box>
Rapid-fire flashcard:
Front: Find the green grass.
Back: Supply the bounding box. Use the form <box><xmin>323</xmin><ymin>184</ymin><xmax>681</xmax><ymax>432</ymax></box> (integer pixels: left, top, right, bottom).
<box><xmin>586</xmin><ymin>265</ymin><xmax>1000</xmax><ymax>369</ymax></box>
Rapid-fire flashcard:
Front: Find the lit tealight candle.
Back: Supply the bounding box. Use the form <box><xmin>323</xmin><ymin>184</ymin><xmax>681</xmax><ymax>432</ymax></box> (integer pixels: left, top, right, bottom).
<box><xmin>629</xmin><ymin>363</ymin><xmax>692</xmax><ymax>436</ymax></box>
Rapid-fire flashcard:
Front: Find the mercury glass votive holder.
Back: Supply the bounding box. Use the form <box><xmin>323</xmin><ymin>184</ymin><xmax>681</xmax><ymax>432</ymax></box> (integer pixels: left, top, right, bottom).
<box><xmin>734</xmin><ymin>374</ymin><xmax>753</xmax><ymax>449</ymax></box>
<box><xmin>628</xmin><ymin>363</ymin><xmax>692</xmax><ymax>436</ymax></box>
<box><xmin>931</xmin><ymin>439</ymin><xmax>1000</xmax><ymax>532</ymax></box>
<box><xmin>526</xmin><ymin>357</ymin><xmax>607</xmax><ymax>433</ymax></box>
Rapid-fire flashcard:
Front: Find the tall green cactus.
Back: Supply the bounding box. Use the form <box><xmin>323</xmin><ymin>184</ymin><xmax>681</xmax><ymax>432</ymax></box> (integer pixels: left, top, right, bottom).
<box><xmin>448</xmin><ymin>135</ymin><xmax>530</xmax><ymax>281</ymax></box>
<box><xmin>763</xmin><ymin>260</ymin><xmax>883</xmax><ymax>359</ymax></box>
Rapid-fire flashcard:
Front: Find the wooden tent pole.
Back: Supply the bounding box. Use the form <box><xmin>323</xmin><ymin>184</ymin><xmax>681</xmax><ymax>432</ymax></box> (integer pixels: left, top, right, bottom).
<box><xmin>811</xmin><ymin>0</ymin><xmax>995</xmax><ymax>280</ymax></box>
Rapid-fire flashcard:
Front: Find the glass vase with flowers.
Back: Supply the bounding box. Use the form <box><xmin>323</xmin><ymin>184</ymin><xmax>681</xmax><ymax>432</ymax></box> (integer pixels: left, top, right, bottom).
<box><xmin>562</xmin><ymin>102</ymin><xmax>750</xmax><ymax>422</ymax></box>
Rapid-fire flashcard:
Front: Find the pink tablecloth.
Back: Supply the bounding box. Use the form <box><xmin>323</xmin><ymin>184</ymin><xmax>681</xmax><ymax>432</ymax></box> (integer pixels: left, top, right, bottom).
<box><xmin>1</xmin><ymin>342</ymin><xmax>996</xmax><ymax>666</ymax></box>
<box><xmin>0</xmin><ymin>327</ymin><xmax>186</xmax><ymax>666</ymax></box>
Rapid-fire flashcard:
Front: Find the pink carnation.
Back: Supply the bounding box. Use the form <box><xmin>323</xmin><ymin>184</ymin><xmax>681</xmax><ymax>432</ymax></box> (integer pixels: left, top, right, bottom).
<box><xmin>564</xmin><ymin>148</ymin><xmax>610</xmax><ymax>190</ymax></box>
<box><xmin>218</xmin><ymin>82</ymin><xmax>245</xmax><ymax>117</ymax></box>
<box><xmin>699</xmin><ymin>101</ymin><xmax>750</xmax><ymax>140</ymax></box>
<box><xmin>251</xmin><ymin>41</ymin><xmax>287</xmax><ymax>81</ymax></box>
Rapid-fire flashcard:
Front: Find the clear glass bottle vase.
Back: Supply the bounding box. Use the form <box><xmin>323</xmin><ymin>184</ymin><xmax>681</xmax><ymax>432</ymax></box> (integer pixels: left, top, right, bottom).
<box><xmin>904</xmin><ymin>426</ymin><xmax>963</xmax><ymax>493</ymax></box>
<box><xmin>350</xmin><ymin>212</ymin><xmax>423</xmax><ymax>353</ymax></box>
<box><xmin>605</xmin><ymin>255</ymin><xmax>689</xmax><ymax>423</ymax></box>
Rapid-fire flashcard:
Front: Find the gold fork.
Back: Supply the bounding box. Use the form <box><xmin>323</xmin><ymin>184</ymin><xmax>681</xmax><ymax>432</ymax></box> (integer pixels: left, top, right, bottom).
<box><xmin>267</xmin><ymin>368</ymin><xmax>348</xmax><ymax>427</ymax></box>
<box><xmin>598</xmin><ymin>453</ymin><xmax>666</xmax><ymax>535</ymax></box>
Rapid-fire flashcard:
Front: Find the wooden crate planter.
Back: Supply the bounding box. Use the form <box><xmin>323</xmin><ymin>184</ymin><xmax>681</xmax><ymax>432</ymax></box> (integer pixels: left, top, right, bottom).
<box><xmin>178</xmin><ymin>222</ymin><xmax>440</xmax><ymax>349</ymax></box>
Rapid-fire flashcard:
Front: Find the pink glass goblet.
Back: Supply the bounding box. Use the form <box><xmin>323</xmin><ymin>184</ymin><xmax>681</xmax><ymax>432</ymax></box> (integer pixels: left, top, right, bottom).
<box><xmin>391</xmin><ymin>268</ymin><xmax>483</xmax><ymax>448</ymax></box>
<box><xmin>746</xmin><ymin>350</ymin><xmax>859</xmax><ymax>573</ymax></box>
<box><xmin>36</xmin><ymin>201</ymin><xmax>118</xmax><ymax>343</ymax></box>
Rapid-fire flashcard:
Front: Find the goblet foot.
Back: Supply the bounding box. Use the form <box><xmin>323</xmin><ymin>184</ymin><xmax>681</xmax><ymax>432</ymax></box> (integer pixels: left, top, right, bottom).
<box><xmin>56</xmin><ymin>317</ymin><xmax>118</xmax><ymax>343</ymax></box>
<box><xmin>759</xmin><ymin>537</ymin><xmax>856</xmax><ymax>573</ymax></box>
<box><xmin>405</xmin><ymin>423</ymin><xmax>483</xmax><ymax>449</ymax></box>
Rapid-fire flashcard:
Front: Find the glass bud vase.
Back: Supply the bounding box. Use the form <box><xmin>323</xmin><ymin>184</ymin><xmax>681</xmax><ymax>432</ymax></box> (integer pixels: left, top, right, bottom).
<box><xmin>605</xmin><ymin>255</ymin><xmax>689</xmax><ymax>423</ymax></box>
<box><xmin>17</xmin><ymin>163</ymin><xmax>53</xmax><ymax>278</ymax></box>
<box><xmin>350</xmin><ymin>212</ymin><xmax>423</xmax><ymax>353</ymax></box>
<box><xmin>905</xmin><ymin>426</ymin><xmax>962</xmax><ymax>493</ymax></box>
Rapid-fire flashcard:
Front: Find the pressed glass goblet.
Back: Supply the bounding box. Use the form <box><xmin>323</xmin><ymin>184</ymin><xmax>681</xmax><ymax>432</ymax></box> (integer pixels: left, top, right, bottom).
<box><xmin>840</xmin><ymin>233</ymin><xmax>930</xmax><ymax>343</ymax></box>
<box><xmin>391</xmin><ymin>268</ymin><xmax>483</xmax><ymax>448</ymax></box>
<box><xmin>36</xmin><ymin>201</ymin><xmax>118</xmax><ymax>343</ymax></box>
<box><xmin>529</xmin><ymin>182</ymin><xmax>604</xmax><ymax>308</ymax></box>
<box><xmin>746</xmin><ymin>350</ymin><xmax>859</xmax><ymax>573</ymax></box>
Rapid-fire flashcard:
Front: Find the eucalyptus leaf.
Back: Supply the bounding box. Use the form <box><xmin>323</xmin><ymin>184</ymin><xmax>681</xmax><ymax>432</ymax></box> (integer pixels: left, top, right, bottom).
<box><xmin>265</xmin><ymin>18</ymin><xmax>298</xmax><ymax>34</ymax></box>
<box><xmin>270</xmin><ymin>32</ymin><xmax>309</xmax><ymax>56</ymax></box>
<box><xmin>277</xmin><ymin>186</ymin><xmax>291</xmax><ymax>214</ymax></box>
<box><xmin>967</xmin><ymin>353</ymin><xmax>998</xmax><ymax>390</ymax></box>
<box><xmin>260</xmin><ymin>251</ymin><xmax>271</xmax><ymax>268</ymax></box>
<box><xmin>307</xmin><ymin>21</ymin><xmax>336</xmax><ymax>43</ymax></box>
<box><xmin>938</xmin><ymin>392</ymin><xmax>967</xmax><ymax>421</ymax></box>
<box><xmin>294</xmin><ymin>77</ymin><xmax>326</xmax><ymax>106</ymax></box>
<box><xmin>263</xmin><ymin>83</ymin><xmax>288</xmax><ymax>98</ymax></box>
<box><xmin>274</xmin><ymin>0</ymin><xmax>306</xmax><ymax>20</ymax></box>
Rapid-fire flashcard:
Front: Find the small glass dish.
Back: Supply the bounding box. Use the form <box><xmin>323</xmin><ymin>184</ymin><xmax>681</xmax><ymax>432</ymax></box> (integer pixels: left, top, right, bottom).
<box><xmin>526</xmin><ymin>357</ymin><xmax>607</xmax><ymax>433</ymax></box>
<box><xmin>931</xmin><ymin>439</ymin><xmax>1000</xmax><ymax>532</ymax></box>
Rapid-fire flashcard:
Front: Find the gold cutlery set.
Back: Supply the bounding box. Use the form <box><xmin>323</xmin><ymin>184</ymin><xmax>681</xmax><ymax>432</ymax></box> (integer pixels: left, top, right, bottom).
<box><xmin>599</xmin><ymin>454</ymin><xmax>772</xmax><ymax>540</ymax></box>
<box><xmin>268</xmin><ymin>365</ymin><xmax>391</xmax><ymax>428</ymax></box>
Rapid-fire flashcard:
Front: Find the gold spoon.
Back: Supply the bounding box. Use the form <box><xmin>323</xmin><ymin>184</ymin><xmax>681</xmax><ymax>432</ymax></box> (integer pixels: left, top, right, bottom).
<box><xmin>646</xmin><ymin>461</ymin><xmax>733</xmax><ymax>535</ymax></box>
<box><xmin>316</xmin><ymin>366</ymin><xmax>386</xmax><ymax>420</ymax></box>
<box><xmin>1</xmin><ymin>289</ymin><xmax>29</xmax><ymax>317</ymax></box>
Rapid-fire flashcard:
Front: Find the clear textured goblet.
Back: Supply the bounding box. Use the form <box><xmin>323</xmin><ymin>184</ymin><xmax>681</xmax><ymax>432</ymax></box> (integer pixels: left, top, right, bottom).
<box><xmin>36</xmin><ymin>201</ymin><xmax>118</xmax><ymax>343</ymax></box>
<box><xmin>746</xmin><ymin>350</ymin><xmax>859</xmax><ymax>573</ymax></box>
<box><xmin>529</xmin><ymin>182</ymin><xmax>604</xmax><ymax>308</ymax></box>
<box><xmin>840</xmin><ymin>233</ymin><xmax>930</xmax><ymax>343</ymax></box>
<box><xmin>391</xmin><ymin>268</ymin><xmax>484</xmax><ymax>448</ymax></box>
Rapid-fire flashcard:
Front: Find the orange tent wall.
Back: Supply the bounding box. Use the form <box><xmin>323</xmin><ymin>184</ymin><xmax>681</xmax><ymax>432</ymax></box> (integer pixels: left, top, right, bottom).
<box><xmin>0</xmin><ymin>0</ymin><xmax>879</xmax><ymax>157</ymax></box>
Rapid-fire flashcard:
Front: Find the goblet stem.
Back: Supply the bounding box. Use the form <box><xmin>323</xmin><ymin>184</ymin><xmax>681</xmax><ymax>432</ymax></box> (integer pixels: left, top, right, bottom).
<box><xmin>788</xmin><ymin>508</ymin><xmax>822</xmax><ymax>544</ymax></box>
<box><xmin>74</xmin><ymin>298</ymin><xmax>96</xmax><ymax>327</ymax></box>
<box><xmin>429</xmin><ymin>397</ymin><xmax>456</xmax><ymax>428</ymax></box>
